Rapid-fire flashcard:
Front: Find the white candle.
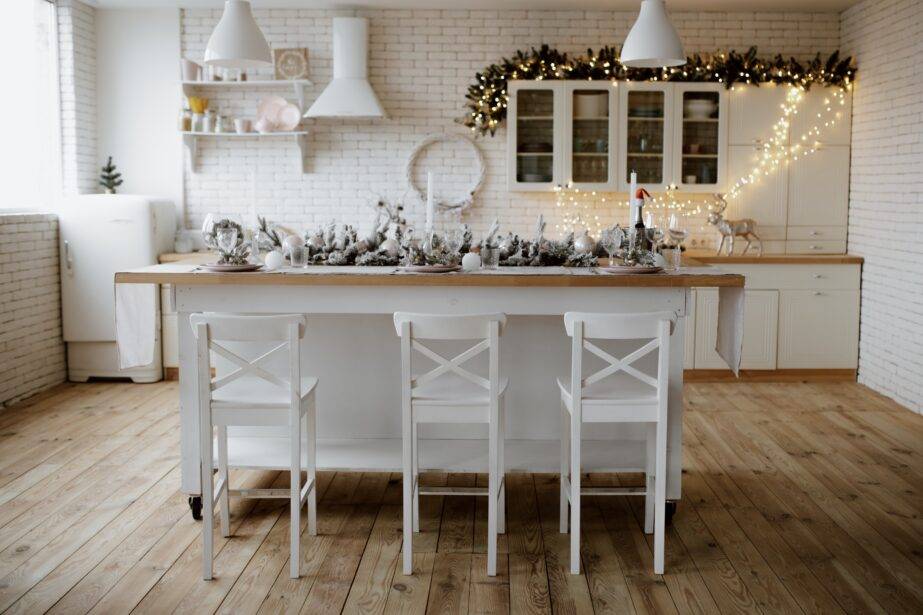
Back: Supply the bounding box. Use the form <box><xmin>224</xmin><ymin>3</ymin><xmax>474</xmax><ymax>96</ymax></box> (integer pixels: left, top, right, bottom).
<box><xmin>425</xmin><ymin>171</ymin><xmax>435</xmax><ymax>233</ymax></box>
<box><xmin>629</xmin><ymin>171</ymin><xmax>638</xmax><ymax>224</ymax></box>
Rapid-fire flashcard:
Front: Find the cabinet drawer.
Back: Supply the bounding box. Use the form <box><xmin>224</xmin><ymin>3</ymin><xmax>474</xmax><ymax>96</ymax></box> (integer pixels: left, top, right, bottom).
<box><xmin>778</xmin><ymin>290</ymin><xmax>859</xmax><ymax>368</ymax></box>
<box><xmin>786</xmin><ymin>240</ymin><xmax>847</xmax><ymax>254</ymax></box>
<box><xmin>713</xmin><ymin>264</ymin><xmax>860</xmax><ymax>290</ymax></box>
<box><xmin>786</xmin><ymin>226</ymin><xmax>847</xmax><ymax>241</ymax></box>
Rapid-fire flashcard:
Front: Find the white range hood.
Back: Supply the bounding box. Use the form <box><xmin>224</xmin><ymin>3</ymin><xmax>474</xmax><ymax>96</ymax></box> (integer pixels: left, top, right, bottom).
<box><xmin>304</xmin><ymin>17</ymin><xmax>386</xmax><ymax>119</ymax></box>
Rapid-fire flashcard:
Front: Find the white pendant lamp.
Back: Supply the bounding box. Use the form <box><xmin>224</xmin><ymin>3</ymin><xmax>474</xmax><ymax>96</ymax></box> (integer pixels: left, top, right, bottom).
<box><xmin>620</xmin><ymin>0</ymin><xmax>685</xmax><ymax>68</ymax></box>
<box><xmin>204</xmin><ymin>0</ymin><xmax>272</xmax><ymax>69</ymax></box>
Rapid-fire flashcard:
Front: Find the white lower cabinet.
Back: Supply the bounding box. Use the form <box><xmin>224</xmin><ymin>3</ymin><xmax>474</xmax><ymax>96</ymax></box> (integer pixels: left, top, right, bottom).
<box><xmin>685</xmin><ymin>263</ymin><xmax>861</xmax><ymax>373</ymax></box>
<box><xmin>694</xmin><ymin>289</ymin><xmax>778</xmax><ymax>370</ymax></box>
<box><xmin>777</xmin><ymin>289</ymin><xmax>860</xmax><ymax>368</ymax></box>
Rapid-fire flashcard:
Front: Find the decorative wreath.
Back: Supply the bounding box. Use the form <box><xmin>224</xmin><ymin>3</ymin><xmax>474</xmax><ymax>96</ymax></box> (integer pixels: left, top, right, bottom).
<box><xmin>405</xmin><ymin>133</ymin><xmax>487</xmax><ymax>213</ymax></box>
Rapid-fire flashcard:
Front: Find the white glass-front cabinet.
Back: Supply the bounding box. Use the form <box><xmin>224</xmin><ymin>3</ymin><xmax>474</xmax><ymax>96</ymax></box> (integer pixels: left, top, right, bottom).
<box><xmin>672</xmin><ymin>84</ymin><xmax>727</xmax><ymax>191</ymax></box>
<box><xmin>563</xmin><ymin>82</ymin><xmax>619</xmax><ymax>190</ymax></box>
<box><xmin>508</xmin><ymin>81</ymin><xmax>728</xmax><ymax>193</ymax></box>
<box><xmin>507</xmin><ymin>81</ymin><xmax>564</xmax><ymax>191</ymax></box>
<box><xmin>618</xmin><ymin>83</ymin><xmax>674</xmax><ymax>192</ymax></box>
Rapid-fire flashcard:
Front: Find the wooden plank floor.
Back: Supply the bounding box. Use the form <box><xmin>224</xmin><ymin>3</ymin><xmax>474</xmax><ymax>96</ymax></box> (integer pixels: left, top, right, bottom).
<box><xmin>0</xmin><ymin>380</ymin><xmax>920</xmax><ymax>614</ymax></box>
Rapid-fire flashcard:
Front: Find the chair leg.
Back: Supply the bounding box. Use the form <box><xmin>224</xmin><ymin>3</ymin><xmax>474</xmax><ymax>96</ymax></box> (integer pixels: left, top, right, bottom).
<box><xmin>498</xmin><ymin>397</ymin><xmax>506</xmax><ymax>535</ymax></box>
<box><xmin>306</xmin><ymin>401</ymin><xmax>317</xmax><ymax>537</ymax></box>
<box><xmin>570</xmin><ymin>412</ymin><xmax>581</xmax><ymax>575</ymax></box>
<box><xmin>200</xmin><ymin>417</ymin><xmax>214</xmax><ymax>581</ymax></box>
<box><xmin>654</xmin><ymin>421</ymin><xmax>667</xmax><ymax>575</ymax></box>
<box><xmin>402</xmin><ymin>405</ymin><xmax>413</xmax><ymax>576</ymax></box>
<box><xmin>290</xmin><ymin>411</ymin><xmax>302</xmax><ymax>579</ymax></box>
<box><xmin>487</xmin><ymin>402</ymin><xmax>499</xmax><ymax>577</ymax></box>
<box><xmin>412</xmin><ymin>421</ymin><xmax>420</xmax><ymax>533</ymax></box>
<box><xmin>559</xmin><ymin>399</ymin><xmax>569</xmax><ymax>534</ymax></box>
<box><xmin>645</xmin><ymin>423</ymin><xmax>654</xmax><ymax>535</ymax></box>
<box><xmin>216</xmin><ymin>425</ymin><xmax>230</xmax><ymax>538</ymax></box>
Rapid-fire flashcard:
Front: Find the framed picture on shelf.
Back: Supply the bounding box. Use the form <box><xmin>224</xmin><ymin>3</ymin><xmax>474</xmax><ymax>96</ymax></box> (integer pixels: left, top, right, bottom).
<box><xmin>273</xmin><ymin>48</ymin><xmax>309</xmax><ymax>80</ymax></box>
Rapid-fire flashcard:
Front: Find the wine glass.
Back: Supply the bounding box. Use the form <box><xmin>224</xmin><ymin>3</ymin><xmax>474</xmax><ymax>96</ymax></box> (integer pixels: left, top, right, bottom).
<box><xmin>668</xmin><ymin>213</ymin><xmax>688</xmax><ymax>270</ymax></box>
<box><xmin>216</xmin><ymin>226</ymin><xmax>238</xmax><ymax>254</ymax></box>
<box><xmin>599</xmin><ymin>228</ymin><xmax>617</xmax><ymax>264</ymax></box>
<box><xmin>443</xmin><ymin>227</ymin><xmax>463</xmax><ymax>264</ymax></box>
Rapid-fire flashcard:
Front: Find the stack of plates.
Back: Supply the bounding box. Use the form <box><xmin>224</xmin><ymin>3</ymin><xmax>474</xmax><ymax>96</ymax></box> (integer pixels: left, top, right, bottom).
<box><xmin>256</xmin><ymin>96</ymin><xmax>302</xmax><ymax>132</ymax></box>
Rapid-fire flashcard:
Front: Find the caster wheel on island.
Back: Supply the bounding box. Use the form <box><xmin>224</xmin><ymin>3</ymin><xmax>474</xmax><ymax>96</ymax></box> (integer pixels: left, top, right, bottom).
<box><xmin>188</xmin><ymin>496</ymin><xmax>203</xmax><ymax>521</ymax></box>
<box><xmin>666</xmin><ymin>501</ymin><xmax>677</xmax><ymax>525</ymax></box>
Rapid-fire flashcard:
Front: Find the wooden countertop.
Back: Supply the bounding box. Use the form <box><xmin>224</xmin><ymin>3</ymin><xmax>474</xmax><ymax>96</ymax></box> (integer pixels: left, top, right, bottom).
<box><xmin>683</xmin><ymin>250</ymin><xmax>863</xmax><ymax>265</ymax></box>
<box><xmin>117</xmin><ymin>263</ymin><xmax>744</xmax><ymax>288</ymax></box>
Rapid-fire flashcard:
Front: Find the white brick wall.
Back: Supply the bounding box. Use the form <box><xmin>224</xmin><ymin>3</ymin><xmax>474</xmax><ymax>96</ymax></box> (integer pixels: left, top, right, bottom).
<box><xmin>0</xmin><ymin>215</ymin><xmax>66</xmax><ymax>408</ymax></box>
<box><xmin>841</xmin><ymin>0</ymin><xmax>923</xmax><ymax>414</ymax></box>
<box><xmin>179</xmin><ymin>8</ymin><xmax>840</xmax><ymax>241</ymax></box>
<box><xmin>58</xmin><ymin>0</ymin><xmax>97</xmax><ymax>196</ymax></box>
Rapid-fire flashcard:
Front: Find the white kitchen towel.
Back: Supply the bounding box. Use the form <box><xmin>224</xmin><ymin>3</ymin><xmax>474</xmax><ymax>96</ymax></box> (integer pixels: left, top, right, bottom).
<box><xmin>716</xmin><ymin>285</ymin><xmax>745</xmax><ymax>376</ymax></box>
<box><xmin>115</xmin><ymin>283</ymin><xmax>157</xmax><ymax>369</ymax></box>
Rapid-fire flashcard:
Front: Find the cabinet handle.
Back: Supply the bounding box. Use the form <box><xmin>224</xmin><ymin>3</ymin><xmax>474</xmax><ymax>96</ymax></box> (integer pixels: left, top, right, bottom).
<box><xmin>809</xmin><ymin>230</ymin><xmax>820</xmax><ymax>236</ymax></box>
<box><xmin>813</xmin><ymin>291</ymin><xmax>824</xmax><ymax>296</ymax></box>
<box><xmin>810</xmin><ymin>245</ymin><xmax>822</xmax><ymax>250</ymax></box>
<box><xmin>813</xmin><ymin>274</ymin><xmax>824</xmax><ymax>279</ymax></box>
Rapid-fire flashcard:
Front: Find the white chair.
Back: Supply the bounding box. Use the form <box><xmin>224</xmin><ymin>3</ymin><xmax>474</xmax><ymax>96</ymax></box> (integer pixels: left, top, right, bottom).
<box><xmin>558</xmin><ymin>311</ymin><xmax>673</xmax><ymax>575</ymax></box>
<box><xmin>191</xmin><ymin>313</ymin><xmax>318</xmax><ymax>580</ymax></box>
<box><xmin>394</xmin><ymin>312</ymin><xmax>507</xmax><ymax>577</ymax></box>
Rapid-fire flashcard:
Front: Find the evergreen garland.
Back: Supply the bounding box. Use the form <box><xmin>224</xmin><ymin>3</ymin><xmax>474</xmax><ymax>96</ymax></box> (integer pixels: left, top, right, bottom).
<box><xmin>462</xmin><ymin>45</ymin><xmax>856</xmax><ymax>136</ymax></box>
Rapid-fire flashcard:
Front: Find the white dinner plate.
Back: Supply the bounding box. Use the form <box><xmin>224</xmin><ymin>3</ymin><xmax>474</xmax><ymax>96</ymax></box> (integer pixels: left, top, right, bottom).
<box><xmin>399</xmin><ymin>265</ymin><xmax>461</xmax><ymax>273</ymax></box>
<box><xmin>601</xmin><ymin>265</ymin><xmax>664</xmax><ymax>275</ymax></box>
<box><xmin>199</xmin><ymin>263</ymin><xmax>264</xmax><ymax>272</ymax></box>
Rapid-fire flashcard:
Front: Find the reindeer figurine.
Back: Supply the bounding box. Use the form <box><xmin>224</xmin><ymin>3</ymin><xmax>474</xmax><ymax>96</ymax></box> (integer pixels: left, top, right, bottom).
<box><xmin>707</xmin><ymin>194</ymin><xmax>762</xmax><ymax>256</ymax></box>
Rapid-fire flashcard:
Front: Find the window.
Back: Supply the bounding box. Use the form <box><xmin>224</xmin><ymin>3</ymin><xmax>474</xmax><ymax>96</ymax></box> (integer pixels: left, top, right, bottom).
<box><xmin>0</xmin><ymin>0</ymin><xmax>60</xmax><ymax>211</ymax></box>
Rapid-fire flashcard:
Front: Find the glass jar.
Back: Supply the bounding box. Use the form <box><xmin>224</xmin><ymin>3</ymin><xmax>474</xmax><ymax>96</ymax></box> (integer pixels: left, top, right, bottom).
<box><xmin>481</xmin><ymin>247</ymin><xmax>500</xmax><ymax>270</ymax></box>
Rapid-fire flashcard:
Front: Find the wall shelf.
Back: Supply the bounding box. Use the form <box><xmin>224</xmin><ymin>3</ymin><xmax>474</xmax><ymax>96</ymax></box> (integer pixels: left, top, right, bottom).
<box><xmin>181</xmin><ymin>131</ymin><xmax>309</xmax><ymax>174</ymax></box>
<box><xmin>181</xmin><ymin>79</ymin><xmax>313</xmax><ymax>109</ymax></box>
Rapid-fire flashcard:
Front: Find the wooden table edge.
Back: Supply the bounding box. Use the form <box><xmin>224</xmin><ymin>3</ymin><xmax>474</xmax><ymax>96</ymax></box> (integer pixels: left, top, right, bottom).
<box><xmin>114</xmin><ymin>270</ymin><xmax>745</xmax><ymax>288</ymax></box>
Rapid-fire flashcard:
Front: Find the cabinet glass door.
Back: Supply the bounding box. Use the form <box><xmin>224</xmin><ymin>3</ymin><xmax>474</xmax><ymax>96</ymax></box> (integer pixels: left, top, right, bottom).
<box><xmin>514</xmin><ymin>89</ymin><xmax>556</xmax><ymax>184</ymax></box>
<box><xmin>676</xmin><ymin>87</ymin><xmax>725</xmax><ymax>189</ymax></box>
<box><xmin>569</xmin><ymin>88</ymin><xmax>612</xmax><ymax>185</ymax></box>
<box><xmin>625</xmin><ymin>90</ymin><xmax>668</xmax><ymax>186</ymax></box>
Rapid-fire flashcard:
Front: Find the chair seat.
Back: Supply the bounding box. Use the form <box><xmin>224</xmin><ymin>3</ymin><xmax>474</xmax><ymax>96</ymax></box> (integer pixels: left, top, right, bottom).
<box><xmin>412</xmin><ymin>374</ymin><xmax>508</xmax><ymax>406</ymax></box>
<box><xmin>212</xmin><ymin>375</ymin><xmax>318</xmax><ymax>410</ymax></box>
<box><xmin>557</xmin><ymin>376</ymin><xmax>658</xmax><ymax>422</ymax></box>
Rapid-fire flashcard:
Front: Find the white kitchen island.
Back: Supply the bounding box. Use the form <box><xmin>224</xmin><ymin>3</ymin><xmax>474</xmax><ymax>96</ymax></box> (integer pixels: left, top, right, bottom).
<box><xmin>115</xmin><ymin>264</ymin><xmax>743</xmax><ymax>519</ymax></box>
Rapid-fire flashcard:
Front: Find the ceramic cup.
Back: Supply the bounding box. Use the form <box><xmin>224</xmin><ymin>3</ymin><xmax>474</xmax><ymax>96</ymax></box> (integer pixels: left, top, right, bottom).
<box><xmin>234</xmin><ymin>118</ymin><xmax>251</xmax><ymax>134</ymax></box>
<box><xmin>181</xmin><ymin>58</ymin><xmax>201</xmax><ymax>82</ymax></box>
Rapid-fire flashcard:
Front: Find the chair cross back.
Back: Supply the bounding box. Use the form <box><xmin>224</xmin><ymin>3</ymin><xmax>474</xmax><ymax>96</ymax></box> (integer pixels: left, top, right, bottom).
<box><xmin>190</xmin><ymin>313</ymin><xmax>306</xmax><ymax>398</ymax></box>
<box><xmin>582</xmin><ymin>337</ymin><xmax>660</xmax><ymax>390</ymax></box>
<box><xmin>208</xmin><ymin>341</ymin><xmax>290</xmax><ymax>392</ymax></box>
<box><xmin>410</xmin><ymin>338</ymin><xmax>491</xmax><ymax>391</ymax></box>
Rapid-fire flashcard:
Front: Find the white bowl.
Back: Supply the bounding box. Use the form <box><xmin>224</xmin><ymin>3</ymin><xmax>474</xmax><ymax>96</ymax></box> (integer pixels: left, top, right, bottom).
<box><xmin>685</xmin><ymin>99</ymin><xmax>718</xmax><ymax>120</ymax></box>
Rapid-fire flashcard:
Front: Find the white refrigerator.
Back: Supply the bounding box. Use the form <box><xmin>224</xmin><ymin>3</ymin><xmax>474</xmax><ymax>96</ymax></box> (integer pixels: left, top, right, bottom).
<box><xmin>59</xmin><ymin>195</ymin><xmax>176</xmax><ymax>382</ymax></box>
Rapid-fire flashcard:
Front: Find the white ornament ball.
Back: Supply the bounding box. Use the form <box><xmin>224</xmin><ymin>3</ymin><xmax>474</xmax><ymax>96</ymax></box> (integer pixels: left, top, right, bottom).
<box><xmin>379</xmin><ymin>238</ymin><xmax>400</xmax><ymax>257</ymax></box>
<box><xmin>282</xmin><ymin>234</ymin><xmax>303</xmax><ymax>252</ymax></box>
<box><xmin>462</xmin><ymin>252</ymin><xmax>481</xmax><ymax>272</ymax></box>
<box><xmin>574</xmin><ymin>231</ymin><xmax>596</xmax><ymax>254</ymax></box>
<box><xmin>264</xmin><ymin>250</ymin><xmax>283</xmax><ymax>271</ymax></box>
